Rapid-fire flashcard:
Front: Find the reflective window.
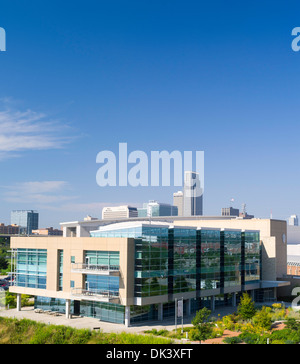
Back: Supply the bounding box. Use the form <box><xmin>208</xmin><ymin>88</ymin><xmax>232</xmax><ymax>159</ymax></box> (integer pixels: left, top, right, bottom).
<box><xmin>15</xmin><ymin>249</ymin><xmax>47</xmax><ymax>289</ymax></box>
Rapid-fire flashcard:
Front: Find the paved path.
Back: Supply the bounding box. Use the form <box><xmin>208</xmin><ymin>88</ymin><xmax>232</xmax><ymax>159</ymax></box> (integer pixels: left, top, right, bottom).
<box><xmin>0</xmin><ymin>305</ymin><xmax>238</xmax><ymax>334</ymax></box>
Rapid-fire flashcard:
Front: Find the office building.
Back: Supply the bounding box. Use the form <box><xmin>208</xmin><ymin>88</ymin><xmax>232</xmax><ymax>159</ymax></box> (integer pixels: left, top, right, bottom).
<box><xmin>222</xmin><ymin>207</ymin><xmax>240</xmax><ymax>217</ymax></box>
<box><xmin>289</xmin><ymin>215</ymin><xmax>299</xmax><ymax>226</ymax></box>
<box><xmin>183</xmin><ymin>171</ymin><xmax>203</xmax><ymax>216</ymax></box>
<box><xmin>10</xmin><ymin>215</ymin><xmax>289</xmax><ymax>326</ymax></box>
<box><xmin>32</xmin><ymin>227</ymin><xmax>63</xmax><ymax>236</ymax></box>
<box><xmin>0</xmin><ymin>223</ymin><xmax>20</xmax><ymax>235</ymax></box>
<box><xmin>11</xmin><ymin>210</ymin><xmax>39</xmax><ymax>234</ymax></box>
<box><xmin>137</xmin><ymin>201</ymin><xmax>178</xmax><ymax>217</ymax></box>
<box><xmin>102</xmin><ymin>206</ymin><xmax>138</xmax><ymax>220</ymax></box>
<box><xmin>173</xmin><ymin>191</ymin><xmax>183</xmax><ymax>216</ymax></box>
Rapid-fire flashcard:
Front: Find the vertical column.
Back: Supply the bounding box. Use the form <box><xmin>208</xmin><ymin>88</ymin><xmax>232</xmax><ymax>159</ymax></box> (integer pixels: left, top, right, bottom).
<box><xmin>220</xmin><ymin>230</ymin><xmax>225</xmax><ymax>294</ymax></box>
<box><xmin>232</xmin><ymin>293</ymin><xmax>237</xmax><ymax>307</ymax></box>
<box><xmin>168</xmin><ymin>228</ymin><xmax>174</xmax><ymax>300</ymax></box>
<box><xmin>241</xmin><ymin>231</ymin><xmax>245</xmax><ymax>290</ymax></box>
<box><xmin>158</xmin><ymin>303</ymin><xmax>163</xmax><ymax>321</ymax></box>
<box><xmin>196</xmin><ymin>229</ymin><xmax>201</xmax><ymax>298</ymax></box>
<box><xmin>65</xmin><ymin>299</ymin><xmax>71</xmax><ymax>319</ymax></box>
<box><xmin>210</xmin><ymin>296</ymin><xmax>215</xmax><ymax>312</ymax></box>
<box><xmin>186</xmin><ymin>299</ymin><xmax>191</xmax><ymax>316</ymax></box>
<box><xmin>16</xmin><ymin>294</ymin><xmax>21</xmax><ymax>311</ymax></box>
<box><xmin>125</xmin><ymin>306</ymin><xmax>130</xmax><ymax>327</ymax></box>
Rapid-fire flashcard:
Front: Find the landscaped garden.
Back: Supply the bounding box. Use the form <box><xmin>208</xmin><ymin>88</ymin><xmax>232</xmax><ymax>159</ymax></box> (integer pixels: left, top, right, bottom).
<box><xmin>144</xmin><ymin>293</ymin><xmax>300</xmax><ymax>344</ymax></box>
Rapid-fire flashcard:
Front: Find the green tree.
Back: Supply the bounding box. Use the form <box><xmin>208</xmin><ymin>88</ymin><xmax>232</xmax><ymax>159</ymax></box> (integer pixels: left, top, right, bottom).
<box><xmin>191</xmin><ymin>307</ymin><xmax>214</xmax><ymax>343</ymax></box>
<box><xmin>252</xmin><ymin>307</ymin><xmax>272</xmax><ymax>331</ymax></box>
<box><xmin>237</xmin><ymin>293</ymin><xmax>256</xmax><ymax>320</ymax></box>
<box><xmin>0</xmin><ymin>255</ymin><xmax>8</xmax><ymax>271</ymax></box>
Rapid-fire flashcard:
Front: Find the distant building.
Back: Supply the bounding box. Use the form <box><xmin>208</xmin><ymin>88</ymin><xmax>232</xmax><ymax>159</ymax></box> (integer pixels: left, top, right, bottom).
<box><xmin>11</xmin><ymin>210</ymin><xmax>39</xmax><ymax>234</ymax></box>
<box><xmin>0</xmin><ymin>223</ymin><xmax>20</xmax><ymax>235</ymax></box>
<box><xmin>32</xmin><ymin>227</ymin><xmax>63</xmax><ymax>236</ymax></box>
<box><xmin>287</xmin><ymin>256</ymin><xmax>300</xmax><ymax>275</ymax></box>
<box><xmin>137</xmin><ymin>201</ymin><xmax>178</xmax><ymax>217</ymax></box>
<box><xmin>173</xmin><ymin>191</ymin><xmax>183</xmax><ymax>216</ymax></box>
<box><xmin>289</xmin><ymin>215</ymin><xmax>299</xmax><ymax>226</ymax></box>
<box><xmin>239</xmin><ymin>212</ymin><xmax>255</xmax><ymax>219</ymax></box>
<box><xmin>183</xmin><ymin>171</ymin><xmax>203</xmax><ymax>216</ymax></box>
<box><xmin>222</xmin><ymin>207</ymin><xmax>240</xmax><ymax>217</ymax></box>
<box><xmin>102</xmin><ymin>206</ymin><xmax>138</xmax><ymax>220</ymax></box>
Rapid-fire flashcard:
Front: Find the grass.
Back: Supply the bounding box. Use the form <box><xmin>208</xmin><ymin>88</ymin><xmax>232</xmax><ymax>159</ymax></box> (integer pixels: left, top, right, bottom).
<box><xmin>0</xmin><ymin>317</ymin><xmax>174</xmax><ymax>344</ymax></box>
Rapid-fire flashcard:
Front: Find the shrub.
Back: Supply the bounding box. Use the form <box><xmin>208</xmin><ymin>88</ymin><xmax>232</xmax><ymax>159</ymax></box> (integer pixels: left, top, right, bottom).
<box><xmin>222</xmin><ymin>315</ymin><xmax>235</xmax><ymax>331</ymax></box>
<box><xmin>191</xmin><ymin>308</ymin><xmax>214</xmax><ymax>343</ymax></box>
<box><xmin>269</xmin><ymin>328</ymin><xmax>300</xmax><ymax>344</ymax></box>
<box><xmin>252</xmin><ymin>307</ymin><xmax>272</xmax><ymax>331</ymax></box>
<box><xmin>223</xmin><ymin>336</ymin><xmax>243</xmax><ymax>344</ymax></box>
<box><xmin>237</xmin><ymin>293</ymin><xmax>256</xmax><ymax>320</ymax></box>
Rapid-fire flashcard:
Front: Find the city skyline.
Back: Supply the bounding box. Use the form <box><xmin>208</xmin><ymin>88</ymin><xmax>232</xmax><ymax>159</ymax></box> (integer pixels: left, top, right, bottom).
<box><xmin>1</xmin><ymin>1</ymin><xmax>300</xmax><ymax>227</ymax></box>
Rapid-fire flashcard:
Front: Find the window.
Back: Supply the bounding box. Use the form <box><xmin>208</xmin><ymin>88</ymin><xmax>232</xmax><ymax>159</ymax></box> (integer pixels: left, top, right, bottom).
<box><xmin>15</xmin><ymin>249</ymin><xmax>47</xmax><ymax>289</ymax></box>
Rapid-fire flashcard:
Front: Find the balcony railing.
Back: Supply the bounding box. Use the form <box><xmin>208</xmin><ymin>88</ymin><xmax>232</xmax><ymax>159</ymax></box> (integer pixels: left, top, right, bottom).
<box><xmin>71</xmin><ymin>263</ymin><xmax>120</xmax><ymax>276</ymax></box>
<box><xmin>71</xmin><ymin>288</ymin><xmax>120</xmax><ymax>302</ymax></box>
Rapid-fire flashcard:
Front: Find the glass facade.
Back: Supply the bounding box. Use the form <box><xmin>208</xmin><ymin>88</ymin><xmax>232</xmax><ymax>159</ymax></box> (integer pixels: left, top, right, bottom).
<box><xmin>91</xmin><ymin>224</ymin><xmax>261</xmax><ymax>301</ymax></box>
<box><xmin>15</xmin><ymin>223</ymin><xmax>262</xmax><ymax>326</ymax></box>
<box><xmin>172</xmin><ymin>228</ymin><xmax>197</xmax><ymax>294</ymax></box>
<box><xmin>85</xmin><ymin>275</ymin><xmax>119</xmax><ymax>295</ymax></box>
<box><xmin>34</xmin><ymin>297</ymin><xmax>125</xmax><ymax>324</ymax></box>
<box><xmin>80</xmin><ymin>301</ymin><xmax>125</xmax><ymax>324</ymax></box>
<box><xmin>243</xmin><ymin>231</ymin><xmax>261</xmax><ymax>285</ymax></box>
<box><xmin>85</xmin><ymin>250</ymin><xmax>119</xmax><ymax>269</ymax></box>
<box><xmin>200</xmin><ymin>229</ymin><xmax>221</xmax><ymax>290</ymax></box>
<box><xmin>223</xmin><ymin>230</ymin><xmax>242</xmax><ymax>288</ymax></box>
<box><xmin>15</xmin><ymin>249</ymin><xmax>47</xmax><ymax>289</ymax></box>
<box><xmin>11</xmin><ymin>210</ymin><xmax>39</xmax><ymax>234</ymax></box>
<box><xmin>58</xmin><ymin>250</ymin><xmax>63</xmax><ymax>291</ymax></box>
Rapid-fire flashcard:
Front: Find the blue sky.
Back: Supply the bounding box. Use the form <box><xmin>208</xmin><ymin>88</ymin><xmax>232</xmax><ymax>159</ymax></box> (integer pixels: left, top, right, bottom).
<box><xmin>0</xmin><ymin>0</ymin><xmax>300</xmax><ymax>227</ymax></box>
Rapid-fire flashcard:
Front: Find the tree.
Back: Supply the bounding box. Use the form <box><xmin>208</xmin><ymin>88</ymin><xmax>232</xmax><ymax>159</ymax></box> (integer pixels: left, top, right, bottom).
<box><xmin>237</xmin><ymin>293</ymin><xmax>256</xmax><ymax>320</ymax></box>
<box><xmin>191</xmin><ymin>307</ymin><xmax>214</xmax><ymax>343</ymax></box>
<box><xmin>0</xmin><ymin>255</ymin><xmax>8</xmax><ymax>271</ymax></box>
<box><xmin>252</xmin><ymin>307</ymin><xmax>272</xmax><ymax>331</ymax></box>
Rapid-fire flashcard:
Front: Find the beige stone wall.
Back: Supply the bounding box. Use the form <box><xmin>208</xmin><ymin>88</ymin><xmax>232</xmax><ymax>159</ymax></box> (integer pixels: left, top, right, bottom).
<box><xmin>10</xmin><ymin>237</ymin><xmax>135</xmax><ymax>306</ymax></box>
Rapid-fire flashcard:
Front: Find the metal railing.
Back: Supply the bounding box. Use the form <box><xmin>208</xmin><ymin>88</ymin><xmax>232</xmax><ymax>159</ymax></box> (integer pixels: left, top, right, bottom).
<box><xmin>71</xmin><ymin>288</ymin><xmax>119</xmax><ymax>301</ymax></box>
<box><xmin>71</xmin><ymin>263</ymin><xmax>119</xmax><ymax>273</ymax></box>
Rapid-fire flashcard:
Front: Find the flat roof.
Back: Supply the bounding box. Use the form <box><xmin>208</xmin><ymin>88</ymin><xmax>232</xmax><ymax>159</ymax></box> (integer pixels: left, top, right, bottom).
<box><xmin>60</xmin><ymin>215</ymin><xmax>276</xmax><ymax>227</ymax></box>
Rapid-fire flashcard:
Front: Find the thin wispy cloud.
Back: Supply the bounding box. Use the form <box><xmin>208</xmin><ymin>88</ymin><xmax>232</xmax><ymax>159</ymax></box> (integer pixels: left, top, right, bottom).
<box><xmin>0</xmin><ymin>100</ymin><xmax>75</xmax><ymax>157</ymax></box>
<box><xmin>3</xmin><ymin>180</ymin><xmax>76</xmax><ymax>204</ymax></box>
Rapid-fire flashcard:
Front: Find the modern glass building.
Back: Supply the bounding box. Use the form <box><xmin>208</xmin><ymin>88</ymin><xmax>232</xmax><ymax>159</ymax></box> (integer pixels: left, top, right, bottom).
<box><xmin>11</xmin><ymin>219</ymin><xmax>285</xmax><ymax>327</ymax></box>
<box><xmin>137</xmin><ymin>201</ymin><xmax>178</xmax><ymax>217</ymax></box>
<box><xmin>88</xmin><ymin>222</ymin><xmax>262</xmax><ymax>323</ymax></box>
<box><xmin>11</xmin><ymin>210</ymin><xmax>39</xmax><ymax>234</ymax></box>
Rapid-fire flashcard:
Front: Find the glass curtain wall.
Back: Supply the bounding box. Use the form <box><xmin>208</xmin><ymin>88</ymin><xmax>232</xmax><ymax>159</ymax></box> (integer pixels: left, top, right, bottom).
<box><xmin>85</xmin><ymin>251</ymin><xmax>119</xmax><ymax>269</ymax></box>
<box><xmin>200</xmin><ymin>229</ymin><xmax>221</xmax><ymax>290</ymax></box>
<box><xmin>243</xmin><ymin>231</ymin><xmax>261</xmax><ymax>285</ymax></box>
<box><xmin>15</xmin><ymin>249</ymin><xmax>47</xmax><ymax>289</ymax></box>
<box><xmin>223</xmin><ymin>231</ymin><xmax>242</xmax><ymax>288</ymax></box>
<box><xmin>172</xmin><ymin>228</ymin><xmax>196</xmax><ymax>294</ymax></box>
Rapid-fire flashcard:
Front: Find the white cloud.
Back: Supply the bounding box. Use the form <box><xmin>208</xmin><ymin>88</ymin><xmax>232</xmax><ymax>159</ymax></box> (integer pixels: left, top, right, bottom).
<box><xmin>0</xmin><ymin>101</ymin><xmax>74</xmax><ymax>156</ymax></box>
<box><xmin>3</xmin><ymin>180</ymin><xmax>76</xmax><ymax>204</ymax></box>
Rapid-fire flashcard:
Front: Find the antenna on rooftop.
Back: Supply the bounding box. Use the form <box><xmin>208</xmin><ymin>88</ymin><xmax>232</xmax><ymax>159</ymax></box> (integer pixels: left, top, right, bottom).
<box><xmin>242</xmin><ymin>203</ymin><xmax>246</xmax><ymax>215</ymax></box>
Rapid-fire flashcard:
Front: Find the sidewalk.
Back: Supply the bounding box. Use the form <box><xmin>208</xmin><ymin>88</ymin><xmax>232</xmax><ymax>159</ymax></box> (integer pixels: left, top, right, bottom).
<box><xmin>0</xmin><ymin>305</ymin><xmax>238</xmax><ymax>334</ymax></box>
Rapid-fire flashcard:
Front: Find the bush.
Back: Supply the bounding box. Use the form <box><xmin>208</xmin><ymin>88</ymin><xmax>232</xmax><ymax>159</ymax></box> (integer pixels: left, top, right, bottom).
<box><xmin>269</xmin><ymin>328</ymin><xmax>300</xmax><ymax>344</ymax></box>
<box><xmin>252</xmin><ymin>307</ymin><xmax>272</xmax><ymax>331</ymax></box>
<box><xmin>223</xmin><ymin>336</ymin><xmax>243</xmax><ymax>344</ymax></box>
<box><xmin>237</xmin><ymin>293</ymin><xmax>256</xmax><ymax>320</ymax></box>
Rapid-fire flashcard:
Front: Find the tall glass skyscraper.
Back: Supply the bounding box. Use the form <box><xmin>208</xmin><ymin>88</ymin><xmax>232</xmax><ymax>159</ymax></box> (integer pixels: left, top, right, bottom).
<box><xmin>183</xmin><ymin>171</ymin><xmax>203</xmax><ymax>216</ymax></box>
<box><xmin>11</xmin><ymin>210</ymin><xmax>39</xmax><ymax>234</ymax></box>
